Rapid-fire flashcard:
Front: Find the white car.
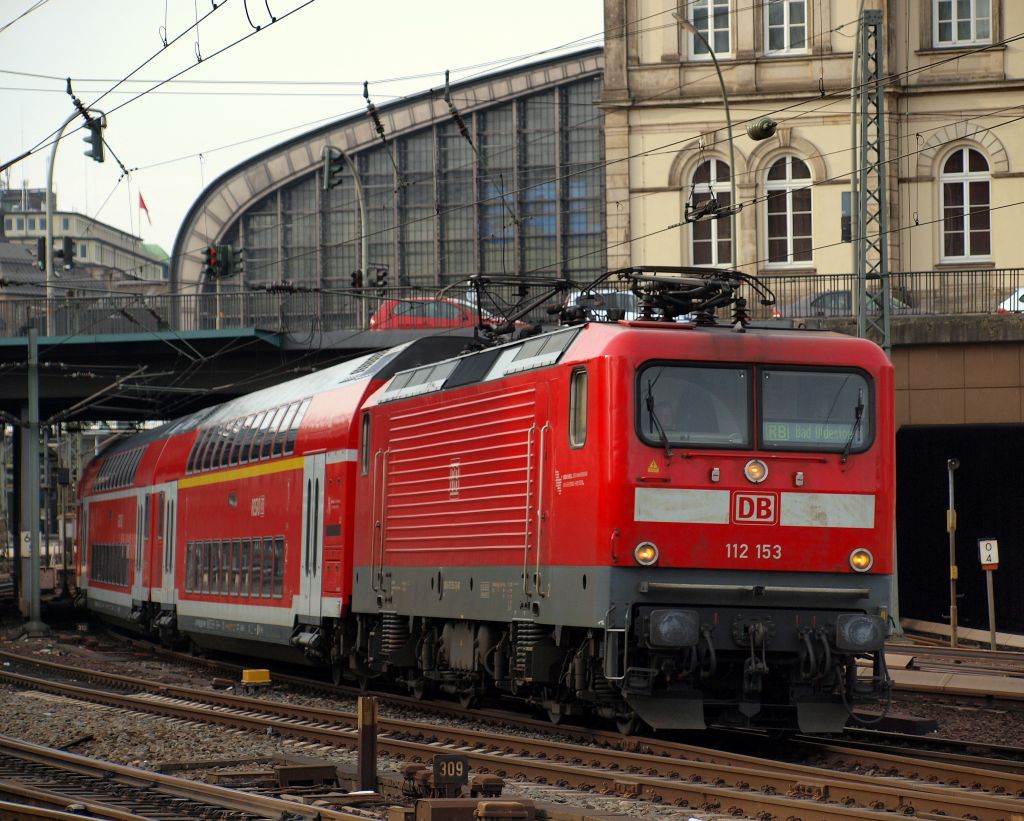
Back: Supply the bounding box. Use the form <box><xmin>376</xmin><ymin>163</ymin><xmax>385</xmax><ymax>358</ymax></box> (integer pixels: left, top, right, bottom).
<box><xmin>565</xmin><ymin>289</ymin><xmax>639</xmax><ymax>322</ymax></box>
<box><xmin>996</xmin><ymin>287</ymin><xmax>1024</xmax><ymax>313</ymax></box>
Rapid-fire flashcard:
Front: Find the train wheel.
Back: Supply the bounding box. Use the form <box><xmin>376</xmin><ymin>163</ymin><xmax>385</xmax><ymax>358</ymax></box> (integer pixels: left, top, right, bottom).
<box><xmin>330</xmin><ymin>662</ymin><xmax>344</xmax><ymax>687</ymax></box>
<box><xmin>546</xmin><ymin>707</ymin><xmax>565</xmax><ymax>725</ymax></box>
<box><xmin>457</xmin><ymin>689</ymin><xmax>477</xmax><ymax>709</ymax></box>
<box><xmin>410</xmin><ymin>678</ymin><xmax>431</xmax><ymax>701</ymax></box>
<box><xmin>188</xmin><ymin>639</ymin><xmax>206</xmax><ymax>659</ymax></box>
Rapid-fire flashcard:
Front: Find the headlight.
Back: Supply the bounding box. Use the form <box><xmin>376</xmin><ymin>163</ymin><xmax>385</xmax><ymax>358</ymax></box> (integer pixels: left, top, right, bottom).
<box><xmin>849</xmin><ymin>548</ymin><xmax>874</xmax><ymax>572</ymax></box>
<box><xmin>649</xmin><ymin>609</ymin><xmax>700</xmax><ymax>648</ymax></box>
<box><xmin>744</xmin><ymin>459</ymin><xmax>768</xmax><ymax>483</ymax></box>
<box><xmin>835</xmin><ymin>613</ymin><xmax>885</xmax><ymax>651</ymax></box>
<box><xmin>634</xmin><ymin>542</ymin><xmax>659</xmax><ymax>566</ymax></box>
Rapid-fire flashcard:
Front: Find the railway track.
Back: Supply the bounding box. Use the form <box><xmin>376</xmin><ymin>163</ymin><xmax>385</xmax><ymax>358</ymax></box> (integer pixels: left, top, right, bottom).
<box><xmin>2</xmin><ymin>652</ymin><xmax>1023</xmax><ymax>821</ymax></box>
<box><xmin>10</xmin><ymin>639</ymin><xmax>1024</xmax><ymax>774</ymax></box>
<box><xmin>0</xmin><ymin>733</ymin><xmax>363</xmax><ymax>820</ymax></box>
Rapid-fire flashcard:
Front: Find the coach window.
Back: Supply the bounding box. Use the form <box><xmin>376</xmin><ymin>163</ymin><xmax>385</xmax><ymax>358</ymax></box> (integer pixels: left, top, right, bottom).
<box><xmin>240</xmin><ymin>538</ymin><xmax>251</xmax><ymax>596</ymax></box>
<box><xmin>200</xmin><ymin>430</ymin><xmax>217</xmax><ymax>471</ymax></box>
<box><xmin>569</xmin><ymin>367</ymin><xmax>588</xmax><ymax>447</ymax></box>
<box><xmin>242</xmin><ymin>413</ymin><xmax>266</xmax><ymax>463</ymax></box>
<box><xmin>214</xmin><ymin>426</ymin><xmax>233</xmax><ymax>469</ymax></box>
<box><xmin>284</xmin><ymin>398</ymin><xmax>311</xmax><ymax>455</ymax></box>
<box><xmin>262</xmin><ymin>537</ymin><xmax>274</xmax><ymax>597</ymax></box>
<box><xmin>251</xmin><ymin>411</ymin><xmax>276</xmax><ymax>462</ymax></box>
<box><xmin>220</xmin><ymin>541</ymin><xmax>231</xmax><ymax>594</ymax></box>
<box><xmin>190</xmin><ymin>430</ymin><xmax>210</xmax><ymax>473</ymax></box>
<box><xmin>274</xmin><ymin>537</ymin><xmax>284</xmax><ymax>597</ymax></box>
<box><xmin>143</xmin><ymin>494</ymin><xmax>151</xmax><ymax>540</ymax></box>
<box><xmin>760</xmin><ymin>369</ymin><xmax>872</xmax><ymax>452</ymax></box>
<box><xmin>250</xmin><ymin>539</ymin><xmax>262</xmax><ymax>597</ymax></box>
<box><xmin>361</xmin><ymin>413</ymin><xmax>371</xmax><ymax>474</ymax></box>
<box><xmin>260</xmin><ymin>406</ymin><xmax>288</xmax><ymax>459</ymax></box>
<box><xmin>230</xmin><ymin>539</ymin><xmax>241</xmax><ymax>595</ymax></box>
<box><xmin>270</xmin><ymin>405</ymin><xmax>299</xmax><ymax>460</ymax></box>
<box><xmin>185</xmin><ymin>543</ymin><xmax>193</xmax><ymax>592</ymax></box>
<box><xmin>227</xmin><ymin>417</ymin><xmax>247</xmax><ymax>466</ymax></box>
<box><xmin>210</xmin><ymin>540</ymin><xmax>221</xmax><ymax>594</ymax></box>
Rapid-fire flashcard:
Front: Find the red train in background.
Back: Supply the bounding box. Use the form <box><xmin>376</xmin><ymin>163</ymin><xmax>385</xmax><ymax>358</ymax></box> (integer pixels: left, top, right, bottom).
<box><xmin>76</xmin><ymin>268</ymin><xmax>894</xmax><ymax>733</ymax></box>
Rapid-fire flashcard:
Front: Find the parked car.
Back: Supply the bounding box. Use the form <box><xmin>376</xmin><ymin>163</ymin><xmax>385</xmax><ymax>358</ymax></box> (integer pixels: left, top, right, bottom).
<box><xmin>369</xmin><ymin>297</ymin><xmax>512</xmax><ymax>330</ymax></box>
<box><xmin>772</xmin><ymin>289</ymin><xmax>912</xmax><ymax>319</ymax></box>
<box><xmin>565</xmin><ymin>288</ymin><xmax>639</xmax><ymax>322</ymax></box>
<box><xmin>996</xmin><ymin>287</ymin><xmax>1024</xmax><ymax>313</ymax></box>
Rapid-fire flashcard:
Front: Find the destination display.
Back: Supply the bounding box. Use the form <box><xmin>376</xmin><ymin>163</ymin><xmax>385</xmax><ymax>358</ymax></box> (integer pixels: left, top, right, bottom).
<box><xmin>763</xmin><ymin>420</ymin><xmax>863</xmax><ymax>445</ymax></box>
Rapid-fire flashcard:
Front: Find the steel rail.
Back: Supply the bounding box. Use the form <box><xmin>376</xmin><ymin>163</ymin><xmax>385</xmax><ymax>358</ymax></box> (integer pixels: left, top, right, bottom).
<box><xmin>0</xmin><ymin>732</ymin><xmax>365</xmax><ymax>821</ymax></box>
<box><xmin>2</xmin><ymin>667</ymin><xmax>1022</xmax><ymax>821</ymax></box>
<box><xmin>6</xmin><ymin>646</ymin><xmax>1024</xmax><ymax>783</ymax></box>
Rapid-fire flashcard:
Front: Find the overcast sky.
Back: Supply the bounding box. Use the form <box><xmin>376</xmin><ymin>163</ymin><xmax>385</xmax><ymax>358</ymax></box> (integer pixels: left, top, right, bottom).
<box><xmin>0</xmin><ymin>0</ymin><xmax>604</xmax><ymax>257</ymax></box>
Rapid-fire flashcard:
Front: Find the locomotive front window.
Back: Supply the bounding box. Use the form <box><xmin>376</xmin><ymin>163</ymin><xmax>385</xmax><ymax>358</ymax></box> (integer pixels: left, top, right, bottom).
<box><xmin>638</xmin><ymin>365</ymin><xmax>751</xmax><ymax>448</ymax></box>
<box><xmin>760</xmin><ymin>369</ymin><xmax>872</xmax><ymax>452</ymax></box>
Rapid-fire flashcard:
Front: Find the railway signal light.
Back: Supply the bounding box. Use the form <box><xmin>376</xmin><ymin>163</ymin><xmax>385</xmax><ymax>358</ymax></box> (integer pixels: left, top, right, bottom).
<box><xmin>60</xmin><ymin>236</ymin><xmax>74</xmax><ymax>271</ymax></box>
<box><xmin>322</xmin><ymin>145</ymin><xmax>346</xmax><ymax>191</ymax></box>
<box><xmin>203</xmin><ymin>245</ymin><xmax>219</xmax><ymax>277</ymax></box>
<box><xmin>350</xmin><ymin>270</ymin><xmax>363</xmax><ymax>289</ymax></box>
<box><xmin>36</xmin><ymin>237</ymin><xmax>45</xmax><ymax>271</ymax></box>
<box><xmin>374</xmin><ymin>267</ymin><xmax>388</xmax><ymax>288</ymax></box>
<box><xmin>83</xmin><ymin>120</ymin><xmax>105</xmax><ymax>163</ymax></box>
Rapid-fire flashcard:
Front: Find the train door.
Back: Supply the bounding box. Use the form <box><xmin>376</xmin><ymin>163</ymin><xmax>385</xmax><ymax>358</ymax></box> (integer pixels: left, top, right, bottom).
<box><xmin>156</xmin><ymin>485</ymin><xmax>178</xmax><ymax>608</ymax></box>
<box><xmin>297</xmin><ymin>452</ymin><xmax>326</xmax><ymax>620</ymax></box>
<box><xmin>144</xmin><ymin>490</ymin><xmax>164</xmax><ymax>592</ymax></box>
<box><xmin>131</xmin><ymin>492</ymin><xmax>145</xmax><ymax>604</ymax></box>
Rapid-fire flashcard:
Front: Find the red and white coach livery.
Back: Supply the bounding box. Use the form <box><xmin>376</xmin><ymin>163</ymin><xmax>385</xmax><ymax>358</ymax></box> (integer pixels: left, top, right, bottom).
<box><xmin>77</xmin><ymin>268</ymin><xmax>894</xmax><ymax>733</ymax></box>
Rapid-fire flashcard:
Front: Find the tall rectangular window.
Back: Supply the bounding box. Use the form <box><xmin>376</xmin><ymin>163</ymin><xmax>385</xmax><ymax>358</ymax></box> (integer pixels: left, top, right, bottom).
<box><xmin>934</xmin><ymin>0</ymin><xmax>991</xmax><ymax>46</ymax></box>
<box><xmin>519</xmin><ymin>92</ymin><xmax>558</xmax><ymax>275</ymax></box>
<box><xmin>438</xmin><ymin>122</ymin><xmax>476</xmax><ymax>281</ymax></box>
<box><xmin>243</xmin><ymin>192</ymin><xmax>279</xmax><ymax>286</ymax></box>
<box><xmin>399</xmin><ymin>131</ymin><xmax>436</xmax><ymax>285</ymax></box>
<box><xmin>282</xmin><ymin>178</ymin><xmax>318</xmax><ymax>286</ymax></box>
<box><xmin>765</xmin><ymin>0</ymin><xmax>807</xmax><ymax>53</ymax></box>
<box><xmin>562</xmin><ymin>80</ymin><xmax>605</xmax><ymax>280</ymax></box>
<box><xmin>363</xmin><ymin>148</ymin><xmax>396</xmax><ymax>275</ymax></box>
<box><xmin>691</xmin><ymin>0</ymin><xmax>731</xmax><ymax>57</ymax></box>
<box><xmin>478</xmin><ymin>105</ymin><xmax>515</xmax><ymax>274</ymax></box>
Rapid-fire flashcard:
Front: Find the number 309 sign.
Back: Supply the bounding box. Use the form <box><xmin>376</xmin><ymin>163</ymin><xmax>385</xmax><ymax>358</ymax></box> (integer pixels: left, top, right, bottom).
<box><xmin>433</xmin><ymin>754</ymin><xmax>469</xmax><ymax>787</ymax></box>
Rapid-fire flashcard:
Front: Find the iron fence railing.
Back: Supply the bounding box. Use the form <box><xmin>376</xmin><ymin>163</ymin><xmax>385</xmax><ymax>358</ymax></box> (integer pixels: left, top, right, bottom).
<box><xmin>0</xmin><ymin>268</ymin><xmax>1020</xmax><ymax>338</ymax></box>
<box><xmin>746</xmin><ymin>268</ymin><xmax>1024</xmax><ymax>321</ymax></box>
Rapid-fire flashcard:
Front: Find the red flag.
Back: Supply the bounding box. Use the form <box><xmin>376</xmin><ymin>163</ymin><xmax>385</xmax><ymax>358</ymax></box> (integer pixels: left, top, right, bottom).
<box><xmin>139</xmin><ymin>193</ymin><xmax>152</xmax><ymax>226</ymax></box>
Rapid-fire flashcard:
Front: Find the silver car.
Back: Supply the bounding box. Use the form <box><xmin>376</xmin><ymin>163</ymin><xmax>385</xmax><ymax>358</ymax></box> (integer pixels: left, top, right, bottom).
<box><xmin>773</xmin><ymin>289</ymin><xmax>912</xmax><ymax>319</ymax></box>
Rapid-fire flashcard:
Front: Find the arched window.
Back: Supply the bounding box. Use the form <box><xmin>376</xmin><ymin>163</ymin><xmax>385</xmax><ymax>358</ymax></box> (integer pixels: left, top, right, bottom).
<box><xmin>765</xmin><ymin>156</ymin><xmax>812</xmax><ymax>266</ymax></box>
<box><xmin>941</xmin><ymin>147</ymin><xmax>990</xmax><ymax>261</ymax></box>
<box><xmin>690</xmin><ymin>159</ymin><xmax>732</xmax><ymax>266</ymax></box>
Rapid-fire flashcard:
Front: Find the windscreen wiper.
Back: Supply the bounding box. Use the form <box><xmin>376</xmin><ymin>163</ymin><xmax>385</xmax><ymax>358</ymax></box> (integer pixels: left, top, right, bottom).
<box><xmin>840</xmin><ymin>389</ymin><xmax>864</xmax><ymax>464</ymax></box>
<box><xmin>645</xmin><ymin>380</ymin><xmax>673</xmax><ymax>459</ymax></box>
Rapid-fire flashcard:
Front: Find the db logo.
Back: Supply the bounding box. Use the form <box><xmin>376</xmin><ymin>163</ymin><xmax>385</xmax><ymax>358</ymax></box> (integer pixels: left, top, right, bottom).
<box><xmin>732</xmin><ymin>492</ymin><xmax>778</xmax><ymax>524</ymax></box>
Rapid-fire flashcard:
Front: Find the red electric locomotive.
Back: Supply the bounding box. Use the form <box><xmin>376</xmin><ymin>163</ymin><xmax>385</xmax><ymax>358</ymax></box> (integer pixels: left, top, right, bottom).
<box><xmin>77</xmin><ymin>269</ymin><xmax>893</xmax><ymax>733</ymax></box>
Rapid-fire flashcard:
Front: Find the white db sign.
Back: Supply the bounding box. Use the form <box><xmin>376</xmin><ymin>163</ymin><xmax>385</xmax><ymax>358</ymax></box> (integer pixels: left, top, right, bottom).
<box><xmin>978</xmin><ymin>538</ymin><xmax>999</xmax><ymax>568</ymax></box>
